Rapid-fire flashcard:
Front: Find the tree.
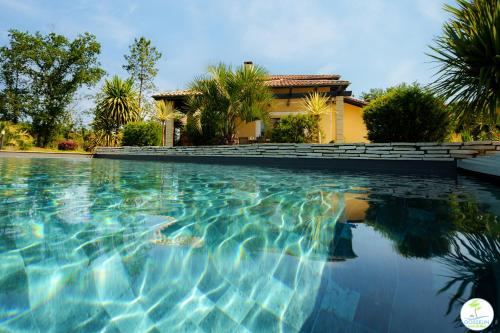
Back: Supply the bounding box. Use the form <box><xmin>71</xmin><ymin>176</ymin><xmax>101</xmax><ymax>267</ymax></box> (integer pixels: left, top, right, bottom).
<box><xmin>0</xmin><ymin>30</ymin><xmax>105</xmax><ymax>146</ymax></box>
<box><xmin>123</xmin><ymin>37</ymin><xmax>162</xmax><ymax>118</ymax></box>
<box><xmin>154</xmin><ymin>100</ymin><xmax>182</xmax><ymax>147</ymax></box>
<box><xmin>93</xmin><ymin>76</ymin><xmax>139</xmax><ymax>147</ymax></box>
<box><xmin>188</xmin><ymin>63</ymin><xmax>272</xmax><ymax>144</ymax></box>
<box><xmin>360</xmin><ymin>88</ymin><xmax>386</xmax><ymax>103</ymax></box>
<box><xmin>362</xmin><ymin>84</ymin><xmax>451</xmax><ymax>142</ymax></box>
<box><xmin>429</xmin><ymin>0</ymin><xmax>500</xmax><ymax>129</ymax></box>
<box><xmin>0</xmin><ymin>30</ymin><xmax>31</xmax><ymax>123</ymax></box>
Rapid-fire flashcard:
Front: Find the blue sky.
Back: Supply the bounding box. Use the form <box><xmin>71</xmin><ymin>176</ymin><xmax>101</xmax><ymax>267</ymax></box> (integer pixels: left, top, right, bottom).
<box><xmin>1</xmin><ymin>0</ymin><xmax>455</xmax><ymax>110</ymax></box>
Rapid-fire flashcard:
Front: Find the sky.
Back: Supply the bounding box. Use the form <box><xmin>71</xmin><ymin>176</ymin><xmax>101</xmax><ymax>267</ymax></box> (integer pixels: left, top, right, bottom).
<box><xmin>0</xmin><ymin>0</ymin><xmax>456</xmax><ymax>116</ymax></box>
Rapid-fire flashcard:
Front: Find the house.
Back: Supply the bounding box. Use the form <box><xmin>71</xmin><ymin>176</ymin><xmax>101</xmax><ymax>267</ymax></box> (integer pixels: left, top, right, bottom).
<box><xmin>152</xmin><ymin>62</ymin><xmax>368</xmax><ymax>145</ymax></box>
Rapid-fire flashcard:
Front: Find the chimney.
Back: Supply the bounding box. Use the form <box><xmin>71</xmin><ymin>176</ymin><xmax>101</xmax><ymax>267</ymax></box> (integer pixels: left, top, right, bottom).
<box><xmin>244</xmin><ymin>61</ymin><xmax>253</xmax><ymax>69</ymax></box>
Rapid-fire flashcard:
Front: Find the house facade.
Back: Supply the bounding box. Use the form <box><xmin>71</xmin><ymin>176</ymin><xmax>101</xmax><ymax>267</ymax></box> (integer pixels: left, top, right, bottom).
<box><xmin>153</xmin><ymin>63</ymin><xmax>368</xmax><ymax>144</ymax></box>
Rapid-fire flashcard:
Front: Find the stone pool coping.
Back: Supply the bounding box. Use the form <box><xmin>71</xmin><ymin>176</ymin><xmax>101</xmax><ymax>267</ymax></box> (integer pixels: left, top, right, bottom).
<box><xmin>94</xmin><ymin>141</ymin><xmax>500</xmax><ymax>176</ymax></box>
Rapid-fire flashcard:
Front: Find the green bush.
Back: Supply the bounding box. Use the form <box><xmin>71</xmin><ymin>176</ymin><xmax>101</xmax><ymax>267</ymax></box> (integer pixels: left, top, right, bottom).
<box><xmin>271</xmin><ymin>115</ymin><xmax>319</xmax><ymax>143</ymax></box>
<box><xmin>0</xmin><ymin>121</ymin><xmax>34</xmax><ymax>150</ymax></box>
<box><xmin>362</xmin><ymin>84</ymin><xmax>451</xmax><ymax>142</ymax></box>
<box><xmin>122</xmin><ymin>121</ymin><xmax>162</xmax><ymax>146</ymax></box>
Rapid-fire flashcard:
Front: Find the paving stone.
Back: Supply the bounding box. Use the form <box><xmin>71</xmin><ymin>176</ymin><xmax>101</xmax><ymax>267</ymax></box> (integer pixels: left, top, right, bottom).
<box><xmin>423</xmin><ymin>157</ymin><xmax>454</xmax><ymax>161</ymax></box>
<box><xmin>464</xmin><ymin>140</ymin><xmax>492</xmax><ymax>145</ymax></box>
<box><xmin>449</xmin><ymin>149</ymin><xmax>478</xmax><ymax>155</ymax></box>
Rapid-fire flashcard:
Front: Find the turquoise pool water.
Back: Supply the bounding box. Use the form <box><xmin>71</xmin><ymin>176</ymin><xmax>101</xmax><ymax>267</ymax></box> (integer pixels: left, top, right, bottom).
<box><xmin>0</xmin><ymin>156</ymin><xmax>499</xmax><ymax>333</ymax></box>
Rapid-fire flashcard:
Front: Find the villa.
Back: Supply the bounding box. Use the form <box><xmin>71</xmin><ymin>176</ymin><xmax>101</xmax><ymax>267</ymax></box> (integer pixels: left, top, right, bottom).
<box><xmin>153</xmin><ymin>62</ymin><xmax>368</xmax><ymax>145</ymax></box>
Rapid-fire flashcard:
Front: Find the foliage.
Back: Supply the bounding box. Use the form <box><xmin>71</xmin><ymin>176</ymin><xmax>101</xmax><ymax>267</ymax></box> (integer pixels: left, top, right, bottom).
<box><xmin>123</xmin><ymin>37</ymin><xmax>162</xmax><ymax>118</ymax></box>
<box><xmin>0</xmin><ymin>31</ymin><xmax>30</xmax><ymax>123</ymax></box>
<box><xmin>429</xmin><ymin>0</ymin><xmax>500</xmax><ymax>128</ymax></box>
<box><xmin>438</xmin><ymin>234</ymin><xmax>500</xmax><ymax>331</ymax></box>
<box><xmin>301</xmin><ymin>92</ymin><xmax>331</xmax><ymax>116</ymax></box>
<box><xmin>187</xmin><ymin>63</ymin><xmax>272</xmax><ymax>144</ymax></box>
<box><xmin>362</xmin><ymin>84</ymin><xmax>451</xmax><ymax>142</ymax></box>
<box><xmin>0</xmin><ymin>30</ymin><xmax>105</xmax><ymax>147</ymax></box>
<box><xmin>92</xmin><ymin>76</ymin><xmax>139</xmax><ymax>147</ymax></box>
<box><xmin>271</xmin><ymin>114</ymin><xmax>319</xmax><ymax>143</ymax></box>
<box><xmin>360</xmin><ymin>88</ymin><xmax>386</xmax><ymax>103</ymax></box>
<box><xmin>57</xmin><ymin>140</ymin><xmax>78</xmax><ymax>151</ymax></box>
<box><xmin>122</xmin><ymin>121</ymin><xmax>162</xmax><ymax>146</ymax></box>
<box><xmin>154</xmin><ymin>100</ymin><xmax>183</xmax><ymax>146</ymax></box>
<box><xmin>301</xmin><ymin>92</ymin><xmax>331</xmax><ymax>143</ymax></box>
<box><xmin>450</xmin><ymin>102</ymin><xmax>500</xmax><ymax>141</ymax></box>
<box><xmin>0</xmin><ymin>121</ymin><xmax>33</xmax><ymax>150</ymax></box>
<box><xmin>86</xmin><ymin>130</ymin><xmax>122</xmax><ymax>150</ymax></box>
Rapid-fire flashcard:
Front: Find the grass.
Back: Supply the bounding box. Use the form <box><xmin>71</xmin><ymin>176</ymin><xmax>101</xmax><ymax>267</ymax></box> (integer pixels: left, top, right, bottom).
<box><xmin>0</xmin><ymin>147</ymin><xmax>92</xmax><ymax>154</ymax></box>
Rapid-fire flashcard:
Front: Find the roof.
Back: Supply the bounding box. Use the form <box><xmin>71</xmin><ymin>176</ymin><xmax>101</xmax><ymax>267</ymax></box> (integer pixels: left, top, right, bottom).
<box><xmin>153</xmin><ymin>88</ymin><xmax>368</xmax><ymax>107</ymax></box>
<box><xmin>344</xmin><ymin>96</ymin><xmax>369</xmax><ymax>107</ymax></box>
<box><xmin>153</xmin><ymin>74</ymin><xmax>350</xmax><ymax>99</ymax></box>
<box><xmin>153</xmin><ymin>89</ymin><xmax>195</xmax><ymax>98</ymax></box>
<box><xmin>265</xmin><ymin>74</ymin><xmax>348</xmax><ymax>88</ymax></box>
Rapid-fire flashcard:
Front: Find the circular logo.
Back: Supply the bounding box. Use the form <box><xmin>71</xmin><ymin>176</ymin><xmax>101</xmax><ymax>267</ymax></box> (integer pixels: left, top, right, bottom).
<box><xmin>461</xmin><ymin>298</ymin><xmax>494</xmax><ymax>331</ymax></box>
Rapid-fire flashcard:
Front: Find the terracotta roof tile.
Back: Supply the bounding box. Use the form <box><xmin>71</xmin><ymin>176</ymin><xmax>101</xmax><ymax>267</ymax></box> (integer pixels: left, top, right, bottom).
<box><xmin>344</xmin><ymin>96</ymin><xmax>369</xmax><ymax>107</ymax></box>
<box><xmin>153</xmin><ymin>74</ymin><xmax>351</xmax><ymax>98</ymax></box>
<box><xmin>265</xmin><ymin>79</ymin><xmax>349</xmax><ymax>88</ymax></box>
<box><xmin>267</xmin><ymin>74</ymin><xmax>341</xmax><ymax>80</ymax></box>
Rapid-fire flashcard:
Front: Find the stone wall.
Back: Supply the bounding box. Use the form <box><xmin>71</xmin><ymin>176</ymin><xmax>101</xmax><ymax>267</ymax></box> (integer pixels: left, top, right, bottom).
<box><xmin>95</xmin><ymin>141</ymin><xmax>500</xmax><ymax>161</ymax></box>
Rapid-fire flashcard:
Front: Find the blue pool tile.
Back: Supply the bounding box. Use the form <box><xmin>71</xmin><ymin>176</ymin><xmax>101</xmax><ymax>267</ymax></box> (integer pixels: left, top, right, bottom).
<box><xmin>253</xmin><ymin>276</ymin><xmax>294</xmax><ymax>318</ymax></box>
<box><xmin>320</xmin><ymin>279</ymin><xmax>360</xmax><ymax>322</ymax></box>
<box><xmin>198</xmin><ymin>307</ymin><xmax>240</xmax><ymax>333</ymax></box>
<box><xmin>272</xmin><ymin>254</ymin><xmax>300</xmax><ymax>288</ymax></box>
<box><xmin>241</xmin><ymin>304</ymin><xmax>296</xmax><ymax>333</ymax></box>
<box><xmin>216</xmin><ymin>285</ymin><xmax>255</xmax><ymax>324</ymax></box>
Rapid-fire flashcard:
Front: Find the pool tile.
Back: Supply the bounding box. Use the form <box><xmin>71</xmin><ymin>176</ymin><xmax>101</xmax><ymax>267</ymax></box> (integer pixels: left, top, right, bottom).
<box><xmin>241</xmin><ymin>304</ymin><xmax>296</xmax><ymax>333</ymax></box>
<box><xmin>320</xmin><ymin>279</ymin><xmax>360</xmax><ymax>322</ymax></box>
<box><xmin>198</xmin><ymin>307</ymin><xmax>240</xmax><ymax>333</ymax></box>
<box><xmin>253</xmin><ymin>277</ymin><xmax>294</xmax><ymax>318</ymax></box>
<box><xmin>272</xmin><ymin>254</ymin><xmax>299</xmax><ymax>288</ymax></box>
<box><xmin>196</xmin><ymin>259</ymin><xmax>230</xmax><ymax>303</ymax></box>
<box><xmin>282</xmin><ymin>290</ymin><xmax>318</xmax><ymax>331</ymax></box>
<box><xmin>216</xmin><ymin>285</ymin><xmax>255</xmax><ymax>324</ymax></box>
<box><xmin>175</xmin><ymin>288</ymin><xmax>215</xmax><ymax>325</ymax></box>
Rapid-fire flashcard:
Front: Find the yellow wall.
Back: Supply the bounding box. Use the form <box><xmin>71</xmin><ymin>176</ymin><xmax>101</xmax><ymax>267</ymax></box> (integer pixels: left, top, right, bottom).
<box><xmin>344</xmin><ymin>103</ymin><xmax>369</xmax><ymax>143</ymax></box>
<box><xmin>234</xmin><ymin>86</ymin><xmax>368</xmax><ymax>143</ymax></box>
<box><xmin>237</xmin><ymin>121</ymin><xmax>257</xmax><ymax>138</ymax></box>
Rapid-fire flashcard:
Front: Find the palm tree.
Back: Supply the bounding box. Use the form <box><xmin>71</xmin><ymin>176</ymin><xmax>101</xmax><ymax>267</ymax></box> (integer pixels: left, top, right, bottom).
<box><xmin>93</xmin><ymin>76</ymin><xmax>139</xmax><ymax>147</ymax></box>
<box><xmin>429</xmin><ymin>0</ymin><xmax>500</xmax><ymax>129</ymax></box>
<box><xmin>154</xmin><ymin>100</ymin><xmax>183</xmax><ymax>147</ymax></box>
<box><xmin>188</xmin><ymin>63</ymin><xmax>272</xmax><ymax>144</ymax></box>
<box><xmin>302</xmin><ymin>92</ymin><xmax>331</xmax><ymax>143</ymax></box>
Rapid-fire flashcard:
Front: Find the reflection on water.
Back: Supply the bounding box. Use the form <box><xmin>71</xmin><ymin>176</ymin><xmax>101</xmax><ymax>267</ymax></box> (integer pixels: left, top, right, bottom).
<box><xmin>0</xmin><ymin>156</ymin><xmax>499</xmax><ymax>332</ymax></box>
<box><xmin>439</xmin><ymin>234</ymin><xmax>500</xmax><ymax>332</ymax></box>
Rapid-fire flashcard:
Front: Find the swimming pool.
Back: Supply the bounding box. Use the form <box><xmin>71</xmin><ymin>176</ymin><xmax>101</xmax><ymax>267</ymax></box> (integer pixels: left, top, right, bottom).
<box><xmin>0</xmin><ymin>156</ymin><xmax>499</xmax><ymax>332</ymax></box>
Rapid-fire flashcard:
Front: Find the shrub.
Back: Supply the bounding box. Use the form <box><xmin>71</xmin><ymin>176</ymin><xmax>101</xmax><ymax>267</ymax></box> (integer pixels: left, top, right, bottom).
<box><xmin>58</xmin><ymin>140</ymin><xmax>78</xmax><ymax>151</ymax></box>
<box><xmin>362</xmin><ymin>84</ymin><xmax>451</xmax><ymax>142</ymax></box>
<box><xmin>271</xmin><ymin>115</ymin><xmax>319</xmax><ymax>143</ymax></box>
<box><xmin>122</xmin><ymin>121</ymin><xmax>162</xmax><ymax>146</ymax></box>
<box><xmin>0</xmin><ymin>121</ymin><xmax>34</xmax><ymax>150</ymax></box>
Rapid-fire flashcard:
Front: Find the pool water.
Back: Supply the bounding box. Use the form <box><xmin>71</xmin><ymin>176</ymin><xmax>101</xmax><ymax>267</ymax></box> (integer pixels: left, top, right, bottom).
<box><xmin>0</xmin><ymin>156</ymin><xmax>499</xmax><ymax>333</ymax></box>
